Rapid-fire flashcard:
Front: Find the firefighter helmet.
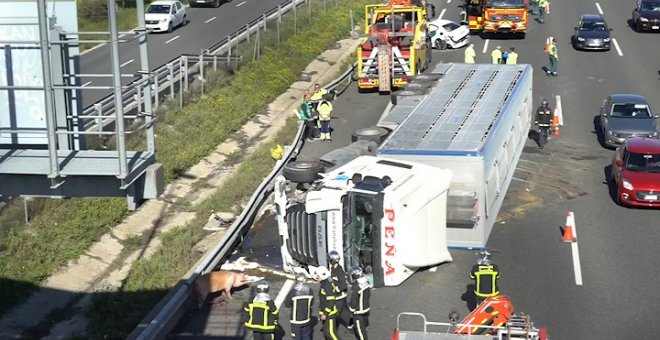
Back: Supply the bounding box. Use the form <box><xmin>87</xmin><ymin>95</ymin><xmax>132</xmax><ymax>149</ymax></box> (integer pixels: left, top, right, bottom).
<box><xmin>328</xmin><ymin>250</ymin><xmax>341</xmax><ymax>264</ymax></box>
<box><xmin>541</xmin><ymin>98</ymin><xmax>549</xmax><ymax>108</ymax></box>
<box><xmin>351</xmin><ymin>266</ymin><xmax>365</xmax><ymax>280</ymax></box>
<box><xmin>256</xmin><ymin>280</ymin><xmax>270</xmax><ymax>293</ymax></box>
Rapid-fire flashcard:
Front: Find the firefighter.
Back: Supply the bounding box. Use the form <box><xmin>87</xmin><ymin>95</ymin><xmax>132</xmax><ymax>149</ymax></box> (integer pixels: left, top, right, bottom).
<box><xmin>491</xmin><ymin>46</ymin><xmax>502</xmax><ymax>64</ymax></box>
<box><xmin>537</xmin><ymin>0</ymin><xmax>547</xmax><ymax>22</ymax></box>
<box><xmin>285</xmin><ymin>273</ymin><xmax>314</xmax><ymax>340</ymax></box>
<box><xmin>546</xmin><ymin>38</ymin><xmax>558</xmax><ymax>76</ymax></box>
<box><xmin>506</xmin><ymin>47</ymin><xmax>518</xmax><ymax>64</ymax></box>
<box><xmin>328</xmin><ymin>250</ymin><xmax>352</xmax><ymax>329</ymax></box>
<box><xmin>535</xmin><ymin>98</ymin><xmax>553</xmax><ymax>149</ymax></box>
<box><xmin>243</xmin><ymin>281</ymin><xmax>279</xmax><ymax>340</ymax></box>
<box><xmin>317</xmin><ymin>98</ymin><xmax>333</xmax><ymax>142</ymax></box>
<box><xmin>349</xmin><ymin>266</ymin><xmax>371</xmax><ymax>340</ymax></box>
<box><xmin>315</xmin><ymin>266</ymin><xmax>341</xmax><ymax>340</ymax></box>
<box><xmin>464</xmin><ymin>43</ymin><xmax>476</xmax><ymax>64</ymax></box>
<box><xmin>469</xmin><ymin>256</ymin><xmax>501</xmax><ymax>306</ymax></box>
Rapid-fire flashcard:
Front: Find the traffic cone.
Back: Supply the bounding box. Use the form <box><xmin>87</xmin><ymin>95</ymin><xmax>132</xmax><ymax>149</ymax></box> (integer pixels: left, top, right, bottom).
<box><xmin>544</xmin><ymin>37</ymin><xmax>551</xmax><ymax>52</ymax></box>
<box><xmin>552</xmin><ymin>108</ymin><xmax>560</xmax><ymax>136</ymax></box>
<box><xmin>561</xmin><ymin>211</ymin><xmax>576</xmax><ymax>242</ymax></box>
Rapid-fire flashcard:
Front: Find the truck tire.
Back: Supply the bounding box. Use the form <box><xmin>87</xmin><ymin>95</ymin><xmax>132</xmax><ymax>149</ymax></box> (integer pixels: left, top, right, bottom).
<box><xmin>283</xmin><ymin>160</ymin><xmax>324</xmax><ymax>183</ymax></box>
<box><xmin>351</xmin><ymin>126</ymin><xmax>389</xmax><ymax>144</ymax></box>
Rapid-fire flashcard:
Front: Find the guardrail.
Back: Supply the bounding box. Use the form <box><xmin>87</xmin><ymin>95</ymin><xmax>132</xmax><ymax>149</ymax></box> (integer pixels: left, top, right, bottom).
<box><xmin>81</xmin><ymin>0</ymin><xmax>308</xmax><ymax>130</ymax></box>
<box><xmin>128</xmin><ymin>64</ymin><xmax>355</xmax><ymax>339</ymax></box>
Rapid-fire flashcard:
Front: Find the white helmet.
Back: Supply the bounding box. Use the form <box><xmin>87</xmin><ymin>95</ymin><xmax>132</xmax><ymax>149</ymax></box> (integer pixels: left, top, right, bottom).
<box><xmin>256</xmin><ymin>280</ymin><xmax>270</xmax><ymax>293</ymax></box>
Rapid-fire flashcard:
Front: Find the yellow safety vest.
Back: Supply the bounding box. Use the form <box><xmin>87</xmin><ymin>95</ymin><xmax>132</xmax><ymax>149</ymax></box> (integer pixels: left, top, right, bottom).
<box><xmin>549</xmin><ymin>44</ymin><xmax>558</xmax><ymax>59</ymax></box>
<box><xmin>318</xmin><ymin>101</ymin><xmax>333</xmax><ymax>121</ymax></box>
<box><xmin>491</xmin><ymin>49</ymin><xmax>502</xmax><ymax>64</ymax></box>
<box><xmin>506</xmin><ymin>52</ymin><xmax>518</xmax><ymax>64</ymax></box>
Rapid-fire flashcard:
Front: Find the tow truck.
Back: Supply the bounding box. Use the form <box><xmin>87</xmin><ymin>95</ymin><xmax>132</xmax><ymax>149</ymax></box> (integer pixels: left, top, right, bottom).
<box><xmin>356</xmin><ymin>0</ymin><xmax>436</xmax><ymax>93</ymax></box>
<box><xmin>461</xmin><ymin>0</ymin><xmax>529</xmax><ymax>35</ymax></box>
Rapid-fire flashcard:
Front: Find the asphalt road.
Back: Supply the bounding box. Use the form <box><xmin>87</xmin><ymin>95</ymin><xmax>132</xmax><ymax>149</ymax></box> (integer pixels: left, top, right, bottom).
<box><xmin>172</xmin><ymin>0</ymin><xmax>660</xmax><ymax>338</ymax></box>
<box><xmin>78</xmin><ymin>0</ymin><xmax>283</xmax><ymax>107</ymax></box>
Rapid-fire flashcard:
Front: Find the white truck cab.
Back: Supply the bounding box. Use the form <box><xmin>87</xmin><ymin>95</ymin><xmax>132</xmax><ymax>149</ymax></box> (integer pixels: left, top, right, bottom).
<box><xmin>274</xmin><ymin>155</ymin><xmax>453</xmax><ymax>287</ymax></box>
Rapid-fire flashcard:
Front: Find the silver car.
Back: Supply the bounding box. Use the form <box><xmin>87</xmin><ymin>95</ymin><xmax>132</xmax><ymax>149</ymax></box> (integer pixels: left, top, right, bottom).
<box><xmin>600</xmin><ymin>94</ymin><xmax>659</xmax><ymax>148</ymax></box>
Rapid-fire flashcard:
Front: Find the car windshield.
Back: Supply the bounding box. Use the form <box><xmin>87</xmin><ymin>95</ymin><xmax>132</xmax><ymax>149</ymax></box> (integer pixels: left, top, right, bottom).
<box><xmin>641</xmin><ymin>1</ymin><xmax>660</xmax><ymax>11</ymax></box>
<box><xmin>487</xmin><ymin>0</ymin><xmax>525</xmax><ymax>8</ymax></box>
<box><xmin>442</xmin><ymin>22</ymin><xmax>461</xmax><ymax>31</ymax></box>
<box><xmin>610</xmin><ymin>103</ymin><xmax>652</xmax><ymax>118</ymax></box>
<box><xmin>625</xmin><ymin>152</ymin><xmax>660</xmax><ymax>172</ymax></box>
<box><xmin>146</xmin><ymin>4</ymin><xmax>171</xmax><ymax>14</ymax></box>
<box><xmin>580</xmin><ymin>20</ymin><xmax>608</xmax><ymax>31</ymax></box>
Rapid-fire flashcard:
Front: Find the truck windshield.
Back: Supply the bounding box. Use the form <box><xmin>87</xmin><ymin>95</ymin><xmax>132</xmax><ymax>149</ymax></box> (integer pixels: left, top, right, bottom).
<box><xmin>487</xmin><ymin>0</ymin><xmax>526</xmax><ymax>9</ymax></box>
<box><xmin>343</xmin><ymin>192</ymin><xmax>375</xmax><ymax>273</ymax></box>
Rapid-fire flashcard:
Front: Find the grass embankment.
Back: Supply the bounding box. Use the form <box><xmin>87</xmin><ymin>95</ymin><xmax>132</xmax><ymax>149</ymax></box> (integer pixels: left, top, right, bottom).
<box><xmin>0</xmin><ymin>0</ymin><xmax>365</xmax><ymax>333</ymax></box>
<box><xmin>77</xmin><ymin>7</ymin><xmax>138</xmax><ymax>52</ymax></box>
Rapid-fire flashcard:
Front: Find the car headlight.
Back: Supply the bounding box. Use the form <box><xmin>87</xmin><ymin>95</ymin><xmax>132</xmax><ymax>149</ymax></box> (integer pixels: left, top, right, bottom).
<box><xmin>608</xmin><ymin>130</ymin><xmax>617</xmax><ymax>136</ymax></box>
<box><xmin>604</xmin><ymin>38</ymin><xmax>611</xmax><ymax>42</ymax></box>
<box><xmin>161</xmin><ymin>18</ymin><xmax>168</xmax><ymax>23</ymax></box>
<box><xmin>640</xmin><ymin>17</ymin><xmax>649</xmax><ymax>22</ymax></box>
<box><xmin>622</xmin><ymin>179</ymin><xmax>634</xmax><ymax>191</ymax></box>
<box><xmin>577</xmin><ymin>36</ymin><xmax>585</xmax><ymax>41</ymax></box>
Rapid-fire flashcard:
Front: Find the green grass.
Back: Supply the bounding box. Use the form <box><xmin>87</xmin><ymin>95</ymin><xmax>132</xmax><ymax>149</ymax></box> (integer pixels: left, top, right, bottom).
<box><xmin>78</xmin><ymin>7</ymin><xmax>138</xmax><ymax>52</ymax></box>
<box><xmin>0</xmin><ymin>0</ymin><xmax>366</xmax><ymax>330</ymax></box>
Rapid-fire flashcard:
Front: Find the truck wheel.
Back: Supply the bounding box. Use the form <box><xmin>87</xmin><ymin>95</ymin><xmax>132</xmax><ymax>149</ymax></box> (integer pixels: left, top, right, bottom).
<box><xmin>283</xmin><ymin>160</ymin><xmax>324</xmax><ymax>183</ymax></box>
<box><xmin>351</xmin><ymin>126</ymin><xmax>389</xmax><ymax>144</ymax></box>
<box><xmin>435</xmin><ymin>39</ymin><xmax>446</xmax><ymax>50</ymax></box>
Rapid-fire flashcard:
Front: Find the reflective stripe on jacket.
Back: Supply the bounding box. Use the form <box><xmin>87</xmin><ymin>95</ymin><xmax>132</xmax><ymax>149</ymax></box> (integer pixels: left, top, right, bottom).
<box><xmin>243</xmin><ymin>300</ymin><xmax>278</xmax><ymax>331</ymax></box>
<box><xmin>470</xmin><ymin>264</ymin><xmax>501</xmax><ymax>298</ymax></box>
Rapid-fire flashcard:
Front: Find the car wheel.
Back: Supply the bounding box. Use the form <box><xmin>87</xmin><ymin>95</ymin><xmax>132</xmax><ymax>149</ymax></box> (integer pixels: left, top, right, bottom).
<box><xmin>615</xmin><ymin>186</ymin><xmax>622</xmax><ymax>206</ymax></box>
<box><xmin>214</xmin><ymin>0</ymin><xmax>220</xmax><ymax>7</ymax></box>
<box><xmin>634</xmin><ymin>20</ymin><xmax>641</xmax><ymax>32</ymax></box>
<box><xmin>182</xmin><ymin>15</ymin><xmax>187</xmax><ymax>27</ymax></box>
<box><xmin>351</xmin><ymin>126</ymin><xmax>389</xmax><ymax>143</ymax></box>
<box><xmin>167</xmin><ymin>22</ymin><xmax>173</xmax><ymax>33</ymax></box>
<box><xmin>435</xmin><ymin>39</ymin><xmax>446</xmax><ymax>50</ymax></box>
<box><xmin>283</xmin><ymin>160</ymin><xmax>325</xmax><ymax>183</ymax></box>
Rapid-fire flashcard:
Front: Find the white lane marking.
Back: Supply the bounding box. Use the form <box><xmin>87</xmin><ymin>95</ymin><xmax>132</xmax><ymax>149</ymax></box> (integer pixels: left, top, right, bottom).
<box><xmin>569</xmin><ymin>213</ymin><xmax>583</xmax><ymax>286</ymax></box>
<box><xmin>447</xmin><ymin>0</ymin><xmax>451</xmax><ymax>3</ymax></box>
<box><xmin>612</xmin><ymin>38</ymin><xmax>623</xmax><ymax>56</ymax></box>
<box><xmin>482</xmin><ymin>39</ymin><xmax>489</xmax><ymax>53</ymax></box>
<box><xmin>120</xmin><ymin>59</ymin><xmax>134</xmax><ymax>68</ymax></box>
<box><xmin>555</xmin><ymin>95</ymin><xmax>563</xmax><ymax>126</ymax></box>
<box><xmin>438</xmin><ymin>8</ymin><xmax>446</xmax><ymax>20</ymax></box>
<box><xmin>205</xmin><ymin>16</ymin><xmax>217</xmax><ymax>23</ymax></box>
<box><xmin>236</xmin><ymin>1</ymin><xmax>247</xmax><ymax>7</ymax></box>
<box><xmin>82</xmin><ymin>81</ymin><xmax>92</xmax><ymax>87</ymax></box>
<box><xmin>165</xmin><ymin>35</ymin><xmax>180</xmax><ymax>44</ymax></box>
<box><xmin>595</xmin><ymin>2</ymin><xmax>603</xmax><ymax>15</ymax></box>
<box><xmin>274</xmin><ymin>279</ymin><xmax>294</xmax><ymax>308</ymax></box>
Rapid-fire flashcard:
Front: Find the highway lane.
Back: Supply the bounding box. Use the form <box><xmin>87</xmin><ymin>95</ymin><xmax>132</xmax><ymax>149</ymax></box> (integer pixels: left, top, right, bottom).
<box><xmin>78</xmin><ymin>0</ymin><xmax>284</xmax><ymax>106</ymax></box>
<box><xmin>172</xmin><ymin>0</ymin><xmax>660</xmax><ymax>338</ymax></box>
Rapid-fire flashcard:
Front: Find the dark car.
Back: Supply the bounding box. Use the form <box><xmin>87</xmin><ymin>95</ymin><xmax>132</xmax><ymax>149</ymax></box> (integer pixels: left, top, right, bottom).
<box><xmin>573</xmin><ymin>14</ymin><xmax>612</xmax><ymax>51</ymax></box>
<box><xmin>633</xmin><ymin>0</ymin><xmax>660</xmax><ymax>32</ymax></box>
<box><xmin>611</xmin><ymin>138</ymin><xmax>660</xmax><ymax>207</ymax></box>
<box><xmin>600</xmin><ymin>94</ymin><xmax>659</xmax><ymax>148</ymax></box>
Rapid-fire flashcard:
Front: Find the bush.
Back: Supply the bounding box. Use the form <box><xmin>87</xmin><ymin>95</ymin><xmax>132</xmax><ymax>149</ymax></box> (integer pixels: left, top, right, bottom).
<box><xmin>77</xmin><ymin>0</ymin><xmax>109</xmax><ymax>22</ymax></box>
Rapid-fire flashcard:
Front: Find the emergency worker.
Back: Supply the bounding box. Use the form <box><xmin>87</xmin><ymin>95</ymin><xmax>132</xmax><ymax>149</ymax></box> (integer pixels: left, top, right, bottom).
<box><xmin>315</xmin><ymin>267</ymin><xmax>341</xmax><ymax>340</ymax></box>
<box><xmin>285</xmin><ymin>273</ymin><xmax>314</xmax><ymax>340</ymax></box>
<box><xmin>491</xmin><ymin>46</ymin><xmax>502</xmax><ymax>64</ymax></box>
<box><xmin>470</xmin><ymin>257</ymin><xmax>501</xmax><ymax>306</ymax></box>
<box><xmin>464</xmin><ymin>43</ymin><xmax>476</xmax><ymax>64</ymax></box>
<box><xmin>328</xmin><ymin>250</ymin><xmax>351</xmax><ymax>329</ymax></box>
<box><xmin>535</xmin><ymin>98</ymin><xmax>553</xmax><ymax>149</ymax></box>
<box><xmin>296</xmin><ymin>93</ymin><xmax>319</xmax><ymax>142</ymax></box>
<box><xmin>243</xmin><ymin>281</ymin><xmax>279</xmax><ymax>340</ymax></box>
<box><xmin>349</xmin><ymin>266</ymin><xmax>371</xmax><ymax>340</ymax></box>
<box><xmin>310</xmin><ymin>83</ymin><xmax>328</xmax><ymax>110</ymax></box>
<box><xmin>506</xmin><ymin>47</ymin><xmax>518</xmax><ymax>64</ymax></box>
<box><xmin>317</xmin><ymin>98</ymin><xmax>333</xmax><ymax>142</ymax></box>
<box><xmin>538</xmin><ymin>0</ymin><xmax>547</xmax><ymax>22</ymax></box>
<box><xmin>546</xmin><ymin>38</ymin><xmax>558</xmax><ymax>76</ymax></box>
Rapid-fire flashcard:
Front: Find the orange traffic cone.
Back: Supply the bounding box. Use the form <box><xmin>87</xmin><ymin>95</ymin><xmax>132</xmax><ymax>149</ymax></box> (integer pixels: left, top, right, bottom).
<box><xmin>552</xmin><ymin>108</ymin><xmax>560</xmax><ymax>136</ymax></box>
<box><xmin>544</xmin><ymin>37</ymin><xmax>552</xmax><ymax>52</ymax></box>
<box><xmin>561</xmin><ymin>211</ymin><xmax>576</xmax><ymax>242</ymax></box>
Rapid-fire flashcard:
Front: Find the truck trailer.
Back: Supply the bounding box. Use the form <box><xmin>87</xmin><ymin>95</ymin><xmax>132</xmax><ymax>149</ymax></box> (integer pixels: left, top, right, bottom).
<box><xmin>274</xmin><ymin>63</ymin><xmax>533</xmax><ymax>286</ymax></box>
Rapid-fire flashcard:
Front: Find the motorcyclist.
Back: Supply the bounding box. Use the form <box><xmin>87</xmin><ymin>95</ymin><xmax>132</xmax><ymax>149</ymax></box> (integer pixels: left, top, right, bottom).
<box><xmin>535</xmin><ymin>99</ymin><xmax>553</xmax><ymax>149</ymax></box>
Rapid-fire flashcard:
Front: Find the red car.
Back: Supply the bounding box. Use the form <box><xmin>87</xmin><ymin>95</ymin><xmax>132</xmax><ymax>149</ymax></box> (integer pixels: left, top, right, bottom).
<box><xmin>611</xmin><ymin>137</ymin><xmax>660</xmax><ymax>207</ymax></box>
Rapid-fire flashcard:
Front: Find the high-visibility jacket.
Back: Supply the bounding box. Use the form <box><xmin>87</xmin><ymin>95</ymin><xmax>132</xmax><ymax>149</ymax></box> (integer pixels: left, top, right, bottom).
<box><xmin>244</xmin><ymin>297</ymin><xmax>279</xmax><ymax>331</ymax></box>
<box><xmin>538</xmin><ymin>0</ymin><xmax>547</xmax><ymax>8</ymax></box>
<box><xmin>548</xmin><ymin>43</ymin><xmax>558</xmax><ymax>59</ymax></box>
<box><xmin>506</xmin><ymin>51</ymin><xmax>518</xmax><ymax>64</ymax></box>
<box><xmin>470</xmin><ymin>264</ymin><xmax>501</xmax><ymax>298</ymax></box>
<box><xmin>349</xmin><ymin>279</ymin><xmax>371</xmax><ymax>315</ymax></box>
<box><xmin>491</xmin><ymin>49</ymin><xmax>502</xmax><ymax>64</ymax></box>
<box><xmin>310</xmin><ymin>88</ymin><xmax>328</xmax><ymax>101</ymax></box>
<box><xmin>297</xmin><ymin>100</ymin><xmax>313</xmax><ymax>121</ymax></box>
<box><xmin>464</xmin><ymin>46</ymin><xmax>476</xmax><ymax>64</ymax></box>
<box><xmin>330</xmin><ymin>265</ymin><xmax>348</xmax><ymax>300</ymax></box>
<box><xmin>286</xmin><ymin>284</ymin><xmax>313</xmax><ymax>326</ymax></box>
<box><xmin>317</xmin><ymin>101</ymin><xmax>333</xmax><ymax>121</ymax></box>
<box><xmin>319</xmin><ymin>278</ymin><xmax>338</xmax><ymax>318</ymax></box>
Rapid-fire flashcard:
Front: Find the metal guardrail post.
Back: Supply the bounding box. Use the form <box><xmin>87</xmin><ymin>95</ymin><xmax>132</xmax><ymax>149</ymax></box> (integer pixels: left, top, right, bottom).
<box><xmin>154</xmin><ymin>72</ymin><xmax>160</xmax><ymax>108</ymax></box>
<box><xmin>213</xmin><ymin>55</ymin><xmax>217</xmax><ymax>71</ymax></box>
<box><xmin>179</xmin><ymin>58</ymin><xmax>183</xmax><ymax>109</ymax></box>
<box><xmin>246</xmin><ymin>24</ymin><xmax>250</xmax><ymax>43</ymax></box>
<box><xmin>183</xmin><ymin>56</ymin><xmax>189</xmax><ymax>92</ymax></box>
<box><xmin>136</xmin><ymin>85</ymin><xmax>143</xmax><ymax>117</ymax></box>
<box><xmin>200</xmin><ymin>50</ymin><xmax>205</xmax><ymax>96</ymax></box>
<box><xmin>263</xmin><ymin>14</ymin><xmax>267</xmax><ymax>31</ymax></box>
<box><xmin>168</xmin><ymin>63</ymin><xmax>174</xmax><ymax>99</ymax></box>
<box><xmin>95</xmin><ymin>103</ymin><xmax>103</xmax><ymax>137</ymax></box>
<box><xmin>293</xmin><ymin>2</ymin><xmax>297</xmax><ymax>34</ymax></box>
<box><xmin>227</xmin><ymin>36</ymin><xmax>231</xmax><ymax>65</ymax></box>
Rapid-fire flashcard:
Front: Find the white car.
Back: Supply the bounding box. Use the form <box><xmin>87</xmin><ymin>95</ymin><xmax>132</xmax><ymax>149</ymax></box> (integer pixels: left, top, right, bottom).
<box><xmin>428</xmin><ymin>18</ymin><xmax>470</xmax><ymax>50</ymax></box>
<box><xmin>145</xmin><ymin>0</ymin><xmax>187</xmax><ymax>33</ymax></box>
